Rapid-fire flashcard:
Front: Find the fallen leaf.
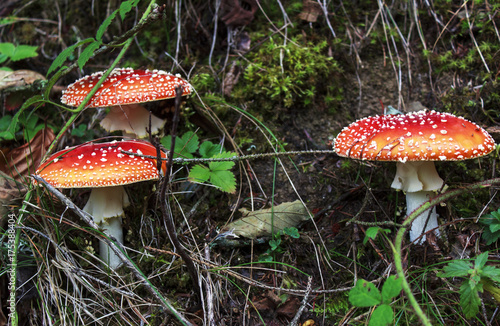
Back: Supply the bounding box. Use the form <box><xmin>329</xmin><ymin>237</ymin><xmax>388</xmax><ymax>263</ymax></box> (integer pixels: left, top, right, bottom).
<box><xmin>0</xmin><ymin>128</ymin><xmax>55</xmax><ymax>180</ymax></box>
<box><xmin>298</xmin><ymin>0</ymin><xmax>323</xmax><ymax>23</ymax></box>
<box><xmin>0</xmin><ymin>69</ymin><xmax>45</xmax><ymax>90</ymax></box>
<box><xmin>221</xmin><ymin>200</ymin><xmax>310</xmax><ymax>239</ymax></box>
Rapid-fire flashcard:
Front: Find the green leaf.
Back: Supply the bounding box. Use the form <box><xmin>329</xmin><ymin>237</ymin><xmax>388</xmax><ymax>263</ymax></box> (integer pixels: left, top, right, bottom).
<box><xmin>349</xmin><ymin>279</ymin><xmax>382</xmax><ymax>307</ymax></box>
<box><xmin>283</xmin><ymin>227</ymin><xmax>300</xmax><ymax>239</ymax></box>
<box><xmin>161</xmin><ymin>131</ymin><xmax>199</xmax><ymax>159</ymax></box>
<box><xmin>381</xmin><ymin>276</ymin><xmax>402</xmax><ymax>304</ymax></box>
<box><xmin>369</xmin><ymin>304</ymin><xmax>393</xmax><ymax>326</ymax></box>
<box><xmin>0</xmin><ymin>42</ymin><xmax>15</xmax><ymax>57</ymax></box>
<box><xmin>439</xmin><ymin>260</ymin><xmax>472</xmax><ymax>278</ymax></box>
<box><xmin>460</xmin><ymin>282</ymin><xmax>481</xmax><ymax>318</ymax></box>
<box><xmin>188</xmin><ymin>152</ymin><xmax>237</xmax><ymax>193</ymax></box>
<box><xmin>188</xmin><ymin>165</ymin><xmax>210</xmax><ymax>183</ymax></box>
<box><xmin>119</xmin><ymin>0</ymin><xmax>141</xmax><ymax>20</ymax></box>
<box><xmin>482</xmin><ymin>266</ymin><xmax>500</xmax><ymax>283</ymax></box>
<box><xmin>47</xmin><ymin>38</ymin><xmax>94</xmax><ymax>75</ymax></box>
<box><xmin>9</xmin><ymin>44</ymin><xmax>38</xmax><ymax>61</ymax></box>
<box><xmin>77</xmin><ymin>40</ymin><xmax>101</xmax><ymax>70</ymax></box>
<box><xmin>363</xmin><ymin>227</ymin><xmax>390</xmax><ymax>245</ymax></box>
<box><xmin>199</xmin><ymin>140</ymin><xmax>222</xmax><ymax>158</ymax></box>
<box><xmin>474</xmin><ymin>252</ymin><xmax>489</xmax><ymax>269</ymax></box>
<box><xmin>96</xmin><ymin>10</ymin><xmax>118</xmax><ymax>41</ymax></box>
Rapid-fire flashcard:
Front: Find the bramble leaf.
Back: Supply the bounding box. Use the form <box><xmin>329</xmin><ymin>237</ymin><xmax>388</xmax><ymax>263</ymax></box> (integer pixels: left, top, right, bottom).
<box><xmin>161</xmin><ymin>131</ymin><xmax>199</xmax><ymax>159</ymax></box>
<box><xmin>363</xmin><ymin>227</ymin><xmax>390</xmax><ymax>245</ymax></box>
<box><xmin>349</xmin><ymin>279</ymin><xmax>381</xmax><ymax>307</ymax></box>
<box><xmin>188</xmin><ymin>152</ymin><xmax>236</xmax><ymax>193</ymax></box>
<box><xmin>199</xmin><ymin>140</ymin><xmax>222</xmax><ymax>158</ymax></box>
<box><xmin>369</xmin><ymin>304</ymin><xmax>393</xmax><ymax>326</ymax></box>
<box><xmin>381</xmin><ymin>276</ymin><xmax>402</xmax><ymax>304</ymax></box>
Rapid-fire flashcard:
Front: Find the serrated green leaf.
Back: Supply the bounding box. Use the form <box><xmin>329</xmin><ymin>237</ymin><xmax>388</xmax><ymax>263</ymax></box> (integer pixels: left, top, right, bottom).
<box><xmin>10</xmin><ymin>44</ymin><xmax>38</xmax><ymax>61</ymax></box>
<box><xmin>475</xmin><ymin>252</ymin><xmax>489</xmax><ymax>269</ymax></box>
<box><xmin>460</xmin><ymin>282</ymin><xmax>481</xmax><ymax>318</ymax></box>
<box><xmin>47</xmin><ymin>38</ymin><xmax>94</xmax><ymax>75</ymax></box>
<box><xmin>440</xmin><ymin>260</ymin><xmax>472</xmax><ymax>278</ymax></box>
<box><xmin>77</xmin><ymin>41</ymin><xmax>101</xmax><ymax>70</ymax></box>
<box><xmin>161</xmin><ymin>132</ymin><xmax>199</xmax><ymax>159</ymax></box>
<box><xmin>188</xmin><ymin>165</ymin><xmax>210</xmax><ymax>183</ymax></box>
<box><xmin>199</xmin><ymin>141</ymin><xmax>222</xmax><ymax>158</ymax></box>
<box><xmin>490</xmin><ymin>223</ymin><xmax>500</xmax><ymax>233</ymax></box>
<box><xmin>381</xmin><ymin>276</ymin><xmax>402</xmax><ymax>304</ymax></box>
<box><xmin>119</xmin><ymin>0</ymin><xmax>140</xmax><ymax>20</ymax></box>
<box><xmin>209</xmin><ymin>168</ymin><xmax>236</xmax><ymax>193</ymax></box>
<box><xmin>349</xmin><ymin>279</ymin><xmax>382</xmax><ymax>307</ymax></box>
<box><xmin>96</xmin><ymin>10</ymin><xmax>118</xmax><ymax>41</ymax></box>
<box><xmin>369</xmin><ymin>304</ymin><xmax>393</xmax><ymax>326</ymax></box>
<box><xmin>188</xmin><ymin>152</ymin><xmax>237</xmax><ymax>193</ymax></box>
<box><xmin>482</xmin><ymin>266</ymin><xmax>500</xmax><ymax>283</ymax></box>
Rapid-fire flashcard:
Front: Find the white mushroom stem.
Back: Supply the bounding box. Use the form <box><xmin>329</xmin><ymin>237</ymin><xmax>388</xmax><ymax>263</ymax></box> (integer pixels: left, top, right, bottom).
<box><xmin>100</xmin><ymin>104</ymin><xmax>165</xmax><ymax>138</ymax></box>
<box><xmin>83</xmin><ymin>186</ymin><xmax>130</xmax><ymax>269</ymax></box>
<box><xmin>391</xmin><ymin>161</ymin><xmax>444</xmax><ymax>244</ymax></box>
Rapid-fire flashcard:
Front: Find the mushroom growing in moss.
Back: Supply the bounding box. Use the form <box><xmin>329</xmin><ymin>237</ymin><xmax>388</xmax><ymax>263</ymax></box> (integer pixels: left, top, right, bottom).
<box><xmin>334</xmin><ymin>110</ymin><xmax>495</xmax><ymax>243</ymax></box>
<box><xmin>35</xmin><ymin>139</ymin><xmax>166</xmax><ymax>268</ymax></box>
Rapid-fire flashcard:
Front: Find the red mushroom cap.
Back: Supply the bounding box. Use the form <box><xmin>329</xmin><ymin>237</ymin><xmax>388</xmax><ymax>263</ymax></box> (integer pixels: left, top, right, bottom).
<box><xmin>35</xmin><ymin>139</ymin><xmax>167</xmax><ymax>188</ymax></box>
<box><xmin>334</xmin><ymin>110</ymin><xmax>496</xmax><ymax>163</ymax></box>
<box><xmin>60</xmin><ymin>68</ymin><xmax>192</xmax><ymax>108</ymax></box>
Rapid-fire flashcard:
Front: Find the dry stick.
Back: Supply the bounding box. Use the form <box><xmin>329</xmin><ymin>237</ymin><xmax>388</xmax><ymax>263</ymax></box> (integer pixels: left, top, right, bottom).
<box><xmin>290</xmin><ymin>276</ymin><xmax>313</xmax><ymax>326</ymax></box>
<box><xmin>157</xmin><ymin>85</ymin><xmax>201</xmax><ymax>298</ymax></box>
<box><xmin>32</xmin><ymin>175</ymin><xmax>193</xmax><ymax>326</ymax></box>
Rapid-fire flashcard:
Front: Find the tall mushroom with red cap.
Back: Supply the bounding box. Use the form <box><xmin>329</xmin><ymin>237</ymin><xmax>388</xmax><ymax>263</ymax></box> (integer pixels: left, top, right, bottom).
<box><xmin>334</xmin><ymin>110</ymin><xmax>496</xmax><ymax>243</ymax></box>
<box><xmin>61</xmin><ymin>68</ymin><xmax>192</xmax><ymax>138</ymax></box>
<box><xmin>35</xmin><ymin>139</ymin><xmax>167</xmax><ymax>268</ymax></box>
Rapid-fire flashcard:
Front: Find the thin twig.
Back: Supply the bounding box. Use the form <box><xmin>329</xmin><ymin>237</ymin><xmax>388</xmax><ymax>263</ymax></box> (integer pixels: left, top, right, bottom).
<box><xmin>157</xmin><ymin>85</ymin><xmax>201</xmax><ymax>298</ymax></box>
<box><xmin>290</xmin><ymin>276</ymin><xmax>313</xmax><ymax>326</ymax></box>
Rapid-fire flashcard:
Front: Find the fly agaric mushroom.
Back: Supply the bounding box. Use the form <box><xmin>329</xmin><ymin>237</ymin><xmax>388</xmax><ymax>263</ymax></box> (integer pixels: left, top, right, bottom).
<box><xmin>35</xmin><ymin>139</ymin><xmax>166</xmax><ymax>268</ymax></box>
<box><xmin>61</xmin><ymin>68</ymin><xmax>192</xmax><ymax>138</ymax></box>
<box><xmin>334</xmin><ymin>110</ymin><xmax>496</xmax><ymax>243</ymax></box>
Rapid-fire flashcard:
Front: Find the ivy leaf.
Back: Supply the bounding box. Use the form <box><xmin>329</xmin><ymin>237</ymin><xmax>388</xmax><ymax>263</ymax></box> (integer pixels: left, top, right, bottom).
<box><xmin>369</xmin><ymin>304</ymin><xmax>393</xmax><ymax>326</ymax></box>
<box><xmin>349</xmin><ymin>279</ymin><xmax>382</xmax><ymax>307</ymax></box>
<box><xmin>381</xmin><ymin>276</ymin><xmax>402</xmax><ymax>304</ymax></box>
<box><xmin>77</xmin><ymin>40</ymin><xmax>101</xmax><ymax>70</ymax></box>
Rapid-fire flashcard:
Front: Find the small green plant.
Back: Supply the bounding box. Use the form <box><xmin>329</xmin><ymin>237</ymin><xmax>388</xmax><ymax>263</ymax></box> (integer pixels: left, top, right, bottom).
<box><xmin>235</xmin><ymin>35</ymin><xmax>343</xmax><ymax>112</ymax></box>
<box><xmin>260</xmin><ymin>227</ymin><xmax>300</xmax><ymax>262</ymax></box>
<box><xmin>0</xmin><ymin>112</ymin><xmax>55</xmax><ymax>141</ymax></box>
<box><xmin>161</xmin><ymin>131</ymin><xmax>237</xmax><ymax>193</ymax></box>
<box><xmin>0</xmin><ymin>42</ymin><xmax>38</xmax><ymax>67</ymax></box>
<box><xmin>348</xmin><ymin>276</ymin><xmax>403</xmax><ymax>326</ymax></box>
<box><xmin>439</xmin><ymin>251</ymin><xmax>500</xmax><ymax>318</ymax></box>
<box><xmin>47</xmin><ymin>0</ymin><xmax>140</xmax><ymax>75</ymax></box>
<box><xmin>479</xmin><ymin>208</ymin><xmax>500</xmax><ymax>245</ymax></box>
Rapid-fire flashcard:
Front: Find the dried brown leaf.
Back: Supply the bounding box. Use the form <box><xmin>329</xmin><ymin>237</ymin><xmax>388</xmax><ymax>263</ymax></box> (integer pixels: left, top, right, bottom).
<box><xmin>0</xmin><ymin>128</ymin><xmax>55</xmax><ymax>180</ymax></box>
